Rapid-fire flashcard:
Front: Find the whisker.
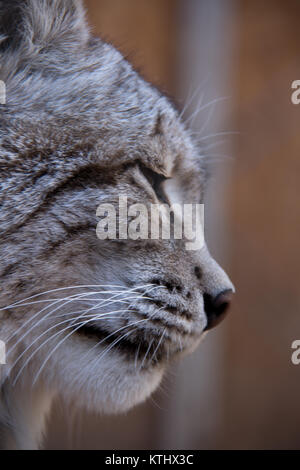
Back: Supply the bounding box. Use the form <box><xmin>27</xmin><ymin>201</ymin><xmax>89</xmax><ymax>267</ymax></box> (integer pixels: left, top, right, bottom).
<box><xmin>33</xmin><ymin>317</ymin><xmax>149</xmax><ymax>386</ymax></box>
<box><xmin>10</xmin><ymin>299</ymin><xmax>139</xmax><ymax>374</ymax></box>
<box><xmin>138</xmin><ymin>338</ymin><xmax>154</xmax><ymax>372</ymax></box>
<box><xmin>2</xmin><ymin>290</ymin><xmax>142</xmax><ymax>310</ymax></box>
<box><xmin>86</xmin><ymin>318</ymin><xmax>150</xmax><ymax>374</ymax></box>
<box><xmin>1</xmin><ymin>284</ymin><xmax>131</xmax><ymax>310</ymax></box>
<box><xmin>8</xmin><ymin>292</ymin><xmax>98</xmax><ymax>352</ymax></box>
<box><xmin>92</xmin><ymin>323</ymin><xmax>146</xmax><ymax>366</ymax></box>
<box><xmin>134</xmin><ymin>342</ymin><xmax>141</xmax><ymax>370</ymax></box>
<box><xmin>53</xmin><ymin>292</ymin><xmax>158</xmax><ymax>322</ymax></box>
<box><xmin>179</xmin><ymin>76</ymin><xmax>210</xmax><ymax>119</ymax></box>
<box><xmin>0</xmin><ymin>284</ymin><xmax>123</xmax><ymax>311</ymax></box>
<box><xmin>186</xmin><ymin>96</ymin><xmax>229</xmax><ymax>126</ymax></box>
<box><xmin>12</xmin><ymin>284</ymin><xmax>159</xmax><ymax>382</ymax></box>
<box><xmin>4</xmin><ymin>284</ymin><xmax>155</xmax><ymax>313</ymax></box>
<box><xmin>12</xmin><ymin>309</ymin><xmax>132</xmax><ymax>386</ymax></box>
<box><xmin>194</xmin><ymin>130</ymin><xmax>240</xmax><ymax>143</ymax></box>
<box><xmin>52</xmin><ymin>298</ymin><xmax>142</xmax><ymax>321</ymax></box>
<box><xmin>10</xmin><ymin>283</ymin><xmax>167</xmax><ymax>386</ymax></box>
<box><xmin>79</xmin><ymin>317</ymin><xmax>150</xmax><ymax>367</ymax></box>
<box><xmin>148</xmin><ymin>328</ymin><xmax>166</xmax><ymax>365</ymax></box>
<box><xmin>8</xmin><ymin>284</ymin><xmax>156</xmax><ymax>351</ymax></box>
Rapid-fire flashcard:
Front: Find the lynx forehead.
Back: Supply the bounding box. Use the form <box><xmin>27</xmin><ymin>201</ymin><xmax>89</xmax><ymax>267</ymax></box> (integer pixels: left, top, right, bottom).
<box><xmin>0</xmin><ymin>0</ymin><xmax>234</xmax><ymax>449</ymax></box>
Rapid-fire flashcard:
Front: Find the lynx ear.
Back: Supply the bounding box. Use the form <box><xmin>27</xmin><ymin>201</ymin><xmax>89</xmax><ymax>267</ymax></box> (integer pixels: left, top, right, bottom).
<box><xmin>0</xmin><ymin>0</ymin><xmax>89</xmax><ymax>55</ymax></box>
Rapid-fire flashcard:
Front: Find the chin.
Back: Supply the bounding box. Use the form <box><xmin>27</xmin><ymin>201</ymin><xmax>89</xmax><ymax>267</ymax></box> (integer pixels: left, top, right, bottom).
<box><xmin>35</xmin><ymin>304</ymin><xmax>206</xmax><ymax>415</ymax></box>
<box><xmin>41</xmin><ymin>332</ymin><xmax>166</xmax><ymax>414</ymax></box>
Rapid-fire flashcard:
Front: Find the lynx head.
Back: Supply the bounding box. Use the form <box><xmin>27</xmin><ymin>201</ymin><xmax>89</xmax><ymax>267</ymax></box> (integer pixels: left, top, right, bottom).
<box><xmin>0</xmin><ymin>0</ymin><xmax>234</xmax><ymax>417</ymax></box>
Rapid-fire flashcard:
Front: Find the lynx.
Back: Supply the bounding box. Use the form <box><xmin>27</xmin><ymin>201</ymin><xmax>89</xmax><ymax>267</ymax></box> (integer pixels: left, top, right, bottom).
<box><xmin>0</xmin><ymin>0</ymin><xmax>234</xmax><ymax>449</ymax></box>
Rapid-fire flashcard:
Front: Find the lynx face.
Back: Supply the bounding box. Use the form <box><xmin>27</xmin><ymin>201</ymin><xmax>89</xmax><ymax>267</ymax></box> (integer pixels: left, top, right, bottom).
<box><xmin>0</xmin><ymin>0</ymin><xmax>234</xmax><ymax>418</ymax></box>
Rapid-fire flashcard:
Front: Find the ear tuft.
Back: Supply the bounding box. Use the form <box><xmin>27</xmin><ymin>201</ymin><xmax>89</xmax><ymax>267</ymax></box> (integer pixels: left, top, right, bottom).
<box><xmin>0</xmin><ymin>0</ymin><xmax>89</xmax><ymax>55</ymax></box>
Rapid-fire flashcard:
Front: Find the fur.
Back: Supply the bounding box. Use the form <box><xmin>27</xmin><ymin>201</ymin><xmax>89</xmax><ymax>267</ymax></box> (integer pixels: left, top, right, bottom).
<box><xmin>0</xmin><ymin>0</ymin><xmax>234</xmax><ymax>449</ymax></box>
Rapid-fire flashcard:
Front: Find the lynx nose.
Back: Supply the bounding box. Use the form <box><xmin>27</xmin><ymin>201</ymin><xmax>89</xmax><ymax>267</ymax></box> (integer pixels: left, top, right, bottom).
<box><xmin>203</xmin><ymin>289</ymin><xmax>233</xmax><ymax>330</ymax></box>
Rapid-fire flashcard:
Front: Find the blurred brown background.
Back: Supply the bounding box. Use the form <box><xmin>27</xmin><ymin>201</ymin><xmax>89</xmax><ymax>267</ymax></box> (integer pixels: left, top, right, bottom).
<box><xmin>46</xmin><ymin>0</ymin><xmax>300</xmax><ymax>449</ymax></box>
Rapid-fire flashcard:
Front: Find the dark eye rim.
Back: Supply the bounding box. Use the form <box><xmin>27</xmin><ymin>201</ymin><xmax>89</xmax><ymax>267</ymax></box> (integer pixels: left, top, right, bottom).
<box><xmin>139</xmin><ymin>163</ymin><xmax>169</xmax><ymax>204</ymax></box>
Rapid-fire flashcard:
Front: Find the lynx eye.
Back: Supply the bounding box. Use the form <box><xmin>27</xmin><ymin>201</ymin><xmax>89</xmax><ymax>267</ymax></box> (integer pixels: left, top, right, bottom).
<box><xmin>139</xmin><ymin>164</ymin><xmax>169</xmax><ymax>203</ymax></box>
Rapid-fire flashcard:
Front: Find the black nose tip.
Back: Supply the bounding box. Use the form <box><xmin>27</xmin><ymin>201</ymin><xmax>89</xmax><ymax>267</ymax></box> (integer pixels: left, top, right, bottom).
<box><xmin>203</xmin><ymin>289</ymin><xmax>233</xmax><ymax>331</ymax></box>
